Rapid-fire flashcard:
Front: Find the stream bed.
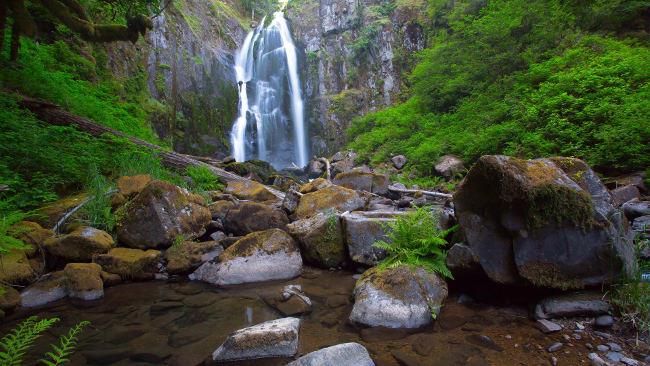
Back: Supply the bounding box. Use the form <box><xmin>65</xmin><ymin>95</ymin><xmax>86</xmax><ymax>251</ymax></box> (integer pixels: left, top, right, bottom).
<box><xmin>2</xmin><ymin>268</ymin><xmax>596</xmax><ymax>365</ymax></box>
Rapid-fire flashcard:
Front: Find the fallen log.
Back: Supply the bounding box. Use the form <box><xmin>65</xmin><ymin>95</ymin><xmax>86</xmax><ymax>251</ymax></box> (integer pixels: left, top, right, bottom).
<box><xmin>388</xmin><ymin>185</ymin><xmax>453</xmax><ymax>199</ymax></box>
<box><xmin>19</xmin><ymin>97</ymin><xmax>285</xmax><ymax>200</ymax></box>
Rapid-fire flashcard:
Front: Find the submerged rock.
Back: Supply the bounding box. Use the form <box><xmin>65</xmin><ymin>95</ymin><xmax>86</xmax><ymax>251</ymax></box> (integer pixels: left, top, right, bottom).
<box><xmin>164</xmin><ymin>241</ymin><xmax>223</xmax><ymax>275</ymax></box>
<box><xmin>341</xmin><ymin>211</ymin><xmax>402</xmax><ymax>266</ymax></box>
<box><xmin>263</xmin><ymin>284</ymin><xmax>313</xmax><ymax>316</ymax></box>
<box><xmin>190</xmin><ymin>229</ymin><xmax>302</xmax><ymax>285</ymax></box>
<box><xmin>350</xmin><ymin>266</ymin><xmax>448</xmax><ymax>329</ymax></box>
<box><xmin>454</xmin><ymin>155</ymin><xmax>634</xmax><ymax>288</ymax></box>
<box><xmin>295</xmin><ymin>185</ymin><xmax>367</xmax><ymax>219</ymax></box>
<box><xmin>63</xmin><ymin>263</ymin><xmax>103</xmax><ymax>300</ymax></box>
<box><xmin>0</xmin><ymin>286</ymin><xmax>20</xmax><ymax>312</ymax></box>
<box><xmin>223</xmin><ymin>201</ymin><xmax>289</xmax><ymax>236</ymax></box>
<box><xmin>224</xmin><ymin>180</ymin><xmax>277</xmax><ymax>202</ymax></box>
<box><xmin>287</xmin><ymin>342</ymin><xmax>374</xmax><ymax>366</ymax></box>
<box><xmin>44</xmin><ymin>226</ymin><xmax>114</xmax><ymax>262</ymax></box>
<box><xmin>94</xmin><ymin>248</ymin><xmax>161</xmax><ymax>280</ymax></box>
<box><xmin>212</xmin><ymin>317</ymin><xmax>300</xmax><ymax>361</ymax></box>
<box><xmin>116</xmin><ymin>180</ymin><xmax>211</xmax><ymax>250</ymax></box>
<box><xmin>333</xmin><ymin>171</ymin><xmax>389</xmax><ymax>195</ymax></box>
<box><xmin>287</xmin><ymin>212</ymin><xmax>347</xmax><ymax>268</ymax></box>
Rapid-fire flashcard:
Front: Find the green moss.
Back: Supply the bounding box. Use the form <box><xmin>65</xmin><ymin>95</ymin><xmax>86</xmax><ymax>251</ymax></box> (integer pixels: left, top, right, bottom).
<box><xmin>518</xmin><ymin>261</ymin><xmax>585</xmax><ymax>290</ymax></box>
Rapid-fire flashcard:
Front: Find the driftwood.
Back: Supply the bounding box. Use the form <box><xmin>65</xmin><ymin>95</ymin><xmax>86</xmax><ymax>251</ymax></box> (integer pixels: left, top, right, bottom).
<box><xmin>19</xmin><ymin>97</ymin><xmax>285</xmax><ymax>200</ymax></box>
<box><xmin>388</xmin><ymin>185</ymin><xmax>453</xmax><ymax>199</ymax></box>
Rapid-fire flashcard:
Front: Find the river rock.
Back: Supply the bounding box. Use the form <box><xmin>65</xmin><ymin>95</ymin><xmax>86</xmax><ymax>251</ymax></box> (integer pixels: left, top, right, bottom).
<box><xmin>350</xmin><ymin>266</ymin><xmax>448</xmax><ymax>328</ymax></box>
<box><xmin>223</xmin><ymin>202</ymin><xmax>289</xmax><ymax>236</ymax></box>
<box><xmin>116</xmin><ymin>180</ymin><xmax>211</xmax><ymax>250</ymax></box>
<box><xmin>445</xmin><ymin>243</ymin><xmax>482</xmax><ymax>277</ymax></box>
<box><xmin>164</xmin><ymin>241</ymin><xmax>223</xmax><ymax>275</ymax></box>
<box><xmin>622</xmin><ymin>199</ymin><xmax>650</xmax><ymax>220</ymax></box>
<box><xmin>224</xmin><ymin>180</ymin><xmax>277</xmax><ymax>202</ymax></box>
<box><xmin>9</xmin><ymin>221</ymin><xmax>54</xmax><ymax>258</ymax></box>
<box><xmin>341</xmin><ymin>211</ymin><xmax>403</xmax><ymax>266</ymax></box>
<box><xmin>116</xmin><ymin>174</ymin><xmax>152</xmax><ymax>198</ymax></box>
<box><xmin>0</xmin><ymin>250</ymin><xmax>36</xmax><ymax>285</ymax></box>
<box><xmin>434</xmin><ymin>155</ymin><xmax>465</xmax><ymax>179</ymax></box>
<box><xmin>287</xmin><ymin>342</ymin><xmax>374</xmax><ymax>366</ymax></box>
<box><xmin>44</xmin><ymin>226</ymin><xmax>114</xmax><ymax>262</ymax></box>
<box><xmin>454</xmin><ymin>155</ymin><xmax>634</xmax><ymax>288</ymax></box>
<box><xmin>212</xmin><ymin>317</ymin><xmax>300</xmax><ymax>361</ymax></box>
<box><xmin>282</xmin><ymin>188</ymin><xmax>301</xmax><ymax>214</ymax></box>
<box><xmin>610</xmin><ymin>184</ymin><xmax>640</xmax><ymax>207</ymax></box>
<box><xmin>300</xmin><ymin>178</ymin><xmax>333</xmax><ymax>194</ymax></box>
<box><xmin>20</xmin><ymin>271</ymin><xmax>67</xmax><ymax>307</ymax></box>
<box><xmin>0</xmin><ymin>286</ymin><xmax>20</xmax><ymax>311</ymax></box>
<box><xmin>534</xmin><ymin>292</ymin><xmax>611</xmax><ymax>319</ymax></box>
<box><xmin>94</xmin><ymin>248</ymin><xmax>161</xmax><ymax>280</ymax></box>
<box><xmin>632</xmin><ymin>215</ymin><xmax>650</xmax><ymax>240</ymax></box>
<box><xmin>208</xmin><ymin>200</ymin><xmax>236</xmax><ymax>221</ymax></box>
<box><xmin>63</xmin><ymin>263</ymin><xmax>103</xmax><ymax>300</ymax></box>
<box><xmin>391</xmin><ymin>155</ymin><xmax>407</xmax><ymax>170</ymax></box>
<box><xmin>287</xmin><ymin>212</ymin><xmax>347</xmax><ymax>268</ymax></box>
<box><xmin>295</xmin><ymin>185</ymin><xmax>367</xmax><ymax>219</ymax></box>
<box><xmin>190</xmin><ymin>229</ymin><xmax>302</xmax><ymax>285</ymax></box>
<box><xmin>263</xmin><ymin>284</ymin><xmax>313</xmax><ymax>316</ymax></box>
<box><xmin>332</xmin><ymin>171</ymin><xmax>389</xmax><ymax>195</ymax></box>
<box><xmin>330</xmin><ymin>150</ymin><xmax>357</xmax><ymax>176</ymax></box>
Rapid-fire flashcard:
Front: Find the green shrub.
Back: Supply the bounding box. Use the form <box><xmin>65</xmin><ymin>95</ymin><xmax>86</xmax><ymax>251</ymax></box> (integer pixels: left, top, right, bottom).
<box><xmin>374</xmin><ymin>207</ymin><xmax>455</xmax><ymax>278</ymax></box>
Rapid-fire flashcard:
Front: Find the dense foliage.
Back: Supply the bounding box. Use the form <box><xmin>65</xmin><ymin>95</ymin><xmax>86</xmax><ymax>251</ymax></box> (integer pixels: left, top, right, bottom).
<box><xmin>348</xmin><ymin>0</ymin><xmax>650</xmax><ymax>175</ymax></box>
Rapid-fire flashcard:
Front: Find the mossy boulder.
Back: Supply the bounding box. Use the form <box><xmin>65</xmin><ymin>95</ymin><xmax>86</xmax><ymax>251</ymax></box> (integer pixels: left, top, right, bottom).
<box><xmin>208</xmin><ymin>200</ymin><xmax>236</xmax><ymax>221</ymax></box>
<box><xmin>190</xmin><ymin>229</ymin><xmax>302</xmax><ymax>286</ymax></box>
<box><xmin>287</xmin><ymin>212</ymin><xmax>347</xmax><ymax>268</ymax></box>
<box><xmin>0</xmin><ymin>286</ymin><xmax>21</xmax><ymax>312</ymax></box>
<box><xmin>34</xmin><ymin>193</ymin><xmax>87</xmax><ymax>228</ymax></box>
<box><xmin>295</xmin><ymin>185</ymin><xmax>368</xmax><ymax>219</ymax></box>
<box><xmin>224</xmin><ymin>180</ymin><xmax>277</xmax><ymax>202</ymax></box>
<box><xmin>349</xmin><ymin>265</ymin><xmax>448</xmax><ymax>329</ymax></box>
<box><xmin>44</xmin><ymin>226</ymin><xmax>114</xmax><ymax>262</ymax></box>
<box><xmin>299</xmin><ymin>178</ymin><xmax>332</xmax><ymax>194</ymax></box>
<box><xmin>93</xmin><ymin>247</ymin><xmax>161</xmax><ymax>280</ymax></box>
<box><xmin>9</xmin><ymin>221</ymin><xmax>54</xmax><ymax>258</ymax></box>
<box><xmin>332</xmin><ymin>171</ymin><xmax>389</xmax><ymax>195</ymax></box>
<box><xmin>0</xmin><ymin>250</ymin><xmax>37</xmax><ymax>285</ymax></box>
<box><xmin>454</xmin><ymin>155</ymin><xmax>634</xmax><ymax>289</ymax></box>
<box><xmin>63</xmin><ymin>263</ymin><xmax>104</xmax><ymax>300</ymax></box>
<box><xmin>223</xmin><ymin>160</ymin><xmax>277</xmax><ymax>183</ymax></box>
<box><xmin>164</xmin><ymin>241</ymin><xmax>223</xmax><ymax>275</ymax></box>
<box><xmin>116</xmin><ymin>180</ymin><xmax>211</xmax><ymax>249</ymax></box>
<box><xmin>20</xmin><ymin>271</ymin><xmax>67</xmax><ymax>308</ymax></box>
<box><xmin>223</xmin><ymin>202</ymin><xmax>289</xmax><ymax>236</ymax></box>
<box><xmin>116</xmin><ymin>174</ymin><xmax>152</xmax><ymax>198</ymax></box>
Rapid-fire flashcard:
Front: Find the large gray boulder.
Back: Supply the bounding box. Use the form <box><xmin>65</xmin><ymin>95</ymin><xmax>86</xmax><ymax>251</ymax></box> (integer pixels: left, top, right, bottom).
<box><xmin>454</xmin><ymin>156</ymin><xmax>634</xmax><ymax>289</ymax></box>
<box><xmin>287</xmin><ymin>212</ymin><xmax>347</xmax><ymax>268</ymax></box>
<box><xmin>333</xmin><ymin>171</ymin><xmax>389</xmax><ymax>195</ymax></box>
<box><xmin>212</xmin><ymin>317</ymin><xmax>300</xmax><ymax>361</ymax></box>
<box><xmin>190</xmin><ymin>229</ymin><xmax>302</xmax><ymax>285</ymax></box>
<box><xmin>341</xmin><ymin>211</ymin><xmax>403</xmax><ymax>266</ymax></box>
<box><xmin>623</xmin><ymin>199</ymin><xmax>650</xmax><ymax>221</ymax></box>
<box><xmin>349</xmin><ymin>266</ymin><xmax>448</xmax><ymax>329</ymax></box>
<box><xmin>287</xmin><ymin>343</ymin><xmax>374</xmax><ymax>366</ymax></box>
<box><xmin>295</xmin><ymin>185</ymin><xmax>367</xmax><ymax>219</ymax></box>
<box><xmin>223</xmin><ymin>201</ymin><xmax>289</xmax><ymax>236</ymax></box>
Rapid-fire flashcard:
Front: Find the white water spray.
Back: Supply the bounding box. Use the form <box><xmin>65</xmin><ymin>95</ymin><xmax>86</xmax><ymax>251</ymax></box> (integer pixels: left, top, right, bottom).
<box><xmin>229</xmin><ymin>12</ymin><xmax>308</xmax><ymax>169</ymax></box>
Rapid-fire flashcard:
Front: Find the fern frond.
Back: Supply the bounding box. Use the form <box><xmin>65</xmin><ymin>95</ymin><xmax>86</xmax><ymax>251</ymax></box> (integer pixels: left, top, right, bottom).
<box><xmin>0</xmin><ymin>316</ymin><xmax>60</xmax><ymax>366</ymax></box>
<box><xmin>39</xmin><ymin>320</ymin><xmax>90</xmax><ymax>366</ymax></box>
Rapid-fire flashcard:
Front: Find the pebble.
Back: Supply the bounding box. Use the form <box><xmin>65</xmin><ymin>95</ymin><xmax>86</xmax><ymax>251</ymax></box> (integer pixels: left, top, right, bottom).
<box><xmin>588</xmin><ymin>353</ymin><xmax>608</xmax><ymax>366</ymax></box>
<box><xmin>594</xmin><ymin>331</ymin><xmax>613</xmax><ymax>340</ymax></box>
<box><xmin>606</xmin><ymin>342</ymin><xmax>622</xmax><ymax>352</ymax></box>
<box><xmin>595</xmin><ymin>315</ymin><xmax>614</xmax><ymax>328</ymax></box>
<box><xmin>504</xmin><ymin>335</ymin><xmax>512</xmax><ymax>339</ymax></box>
<box><xmin>562</xmin><ymin>334</ymin><xmax>571</xmax><ymax>342</ymax></box>
<box><xmin>550</xmin><ymin>356</ymin><xmax>558</xmax><ymax>366</ymax></box>
<box><xmin>548</xmin><ymin>342</ymin><xmax>563</xmax><ymax>353</ymax></box>
<box><xmin>621</xmin><ymin>356</ymin><xmax>639</xmax><ymax>366</ymax></box>
<box><xmin>606</xmin><ymin>352</ymin><xmax>623</xmax><ymax>363</ymax></box>
<box><xmin>596</xmin><ymin>345</ymin><xmax>609</xmax><ymax>352</ymax></box>
<box><xmin>576</xmin><ymin>322</ymin><xmax>585</xmax><ymax>330</ymax></box>
<box><xmin>573</xmin><ymin>333</ymin><xmax>582</xmax><ymax>340</ymax></box>
<box><xmin>585</xmin><ymin>343</ymin><xmax>593</xmax><ymax>350</ymax></box>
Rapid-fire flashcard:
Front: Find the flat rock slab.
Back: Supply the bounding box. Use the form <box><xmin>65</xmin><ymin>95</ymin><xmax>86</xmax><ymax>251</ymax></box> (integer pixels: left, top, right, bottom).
<box><xmin>287</xmin><ymin>342</ymin><xmax>374</xmax><ymax>366</ymax></box>
<box><xmin>534</xmin><ymin>292</ymin><xmax>611</xmax><ymax>319</ymax></box>
<box><xmin>212</xmin><ymin>317</ymin><xmax>300</xmax><ymax>361</ymax></box>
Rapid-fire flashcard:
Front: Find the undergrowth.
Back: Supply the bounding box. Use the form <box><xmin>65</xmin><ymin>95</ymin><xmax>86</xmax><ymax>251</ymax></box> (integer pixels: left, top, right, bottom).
<box><xmin>0</xmin><ymin>211</ymin><xmax>30</xmax><ymax>254</ymax></box>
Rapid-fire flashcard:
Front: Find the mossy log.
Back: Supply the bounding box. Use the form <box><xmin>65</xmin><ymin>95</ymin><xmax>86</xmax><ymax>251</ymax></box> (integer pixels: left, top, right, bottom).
<box><xmin>18</xmin><ymin>97</ymin><xmax>285</xmax><ymax>200</ymax></box>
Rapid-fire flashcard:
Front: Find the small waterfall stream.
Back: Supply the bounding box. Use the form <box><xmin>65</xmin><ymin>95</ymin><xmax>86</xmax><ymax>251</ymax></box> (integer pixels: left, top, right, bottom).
<box><xmin>230</xmin><ymin>12</ymin><xmax>308</xmax><ymax>169</ymax></box>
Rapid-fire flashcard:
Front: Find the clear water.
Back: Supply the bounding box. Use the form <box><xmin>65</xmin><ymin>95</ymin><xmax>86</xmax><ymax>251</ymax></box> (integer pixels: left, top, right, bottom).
<box><xmin>230</xmin><ymin>12</ymin><xmax>308</xmax><ymax>170</ymax></box>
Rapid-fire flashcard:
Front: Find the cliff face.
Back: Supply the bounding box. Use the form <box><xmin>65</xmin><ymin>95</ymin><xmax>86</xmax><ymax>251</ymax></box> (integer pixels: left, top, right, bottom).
<box><xmin>106</xmin><ymin>0</ymin><xmax>248</xmax><ymax>157</ymax></box>
<box><xmin>287</xmin><ymin>0</ymin><xmax>428</xmax><ymax>157</ymax></box>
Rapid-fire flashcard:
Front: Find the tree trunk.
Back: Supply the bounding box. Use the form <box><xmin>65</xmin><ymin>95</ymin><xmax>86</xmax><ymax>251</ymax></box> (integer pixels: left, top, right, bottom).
<box><xmin>18</xmin><ymin>97</ymin><xmax>285</xmax><ymax>200</ymax></box>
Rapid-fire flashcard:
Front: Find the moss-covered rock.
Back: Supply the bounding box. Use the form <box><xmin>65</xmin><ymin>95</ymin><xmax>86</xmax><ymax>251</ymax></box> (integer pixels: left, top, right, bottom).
<box><xmin>208</xmin><ymin>200</ymin><xmax>236</xmax><ymax>221</ymax></box>
<box><xmin>35</xmin><ymin>193</ymin><xmax>88</xmax><ymax>228</ymax></box>
<box><xmin>332</xmin><ymin>171</ymin><xmax>389</xmax><ymax>195</ymax></box>
<box><xmin>454</xmin><ymin>155</ymin><xmax>634</xmax><ymax>289</ymax></box>
<box><xmin>63</xmin><ymin>263</ymin><xmax>104</xmax><ymax>300</ymax></box>
<box><xmin>116</xmin><ymin>174</ymin><xmax>152</xmax><ymax>198</ymax></box>
<box><xmin>116</xmin><ymin>180</ymin><xmax>211</xmax><ymax>249</ymax></box>
<box><xmin>94</xmin><ymin>247</ymin><xmax>161</xmax><ymax>280</ymax></box>
<box><xmin>164</xmin><ymin>241</ymin><xmax>223</xmax><ymax>275</ymax></box>
<box><xmin>224</xmin><ymin>180</ymin><xmax>277</xmax><ymax>202</ymax></box>
<box><xmin>44</xmin><ymin>226</ymin><xmax>114</xmax><ymax>262</ymax></box>
<box><xmin>223</xmin><ymin>202</ymin><xmax>289</xmax><ymax>236</ymax></box>
<box><xmin>299</xmin><ymin>178</ymin><xmax>332</xmax><ymax>194</ymax></box>
<box><xmin>9</xmin><ymin>221</ymin><xmax>54</xmax><ymax>258</ymax></box>
<box><xmin>287</xmin><ymin>212</ymin><xmax>347</xmax><ymax>268</ymax></box>
<box><xmin>0</xmin><ymin>286</ymin><xmax>21</xmax><ymax>312</ymax></box>
<box><xmin>0</xmin><ymin>250</ymin><xmax>36</xmax><ymax>286</ymax></box>
<box><xmin>295</xmin><ymin>185</ymin><xmax>367</xmax><ymax>219</ymax></box>
<box><xmin>223</xmin><ymin>160</ymin><xmax>277</xmax><ymax>183</ymax></box>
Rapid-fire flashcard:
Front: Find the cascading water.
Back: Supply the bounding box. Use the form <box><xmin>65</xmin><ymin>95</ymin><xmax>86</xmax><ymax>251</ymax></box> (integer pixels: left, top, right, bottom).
<box><xmin>230</xmin><ymin>12</ymin><xmax>308</xmax><ymax>169</ymax></box>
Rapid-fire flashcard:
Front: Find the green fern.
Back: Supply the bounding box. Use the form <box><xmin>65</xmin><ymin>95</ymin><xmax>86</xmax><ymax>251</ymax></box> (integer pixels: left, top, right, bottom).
<box><xmin>40</xmin><ymin>320</ymin><xmax>91</xmax><ymax>366</ymax></box>
<box><xmin>374</xmin><ymin>206</ymin><xmax>456</xmax><ymax>279</ymax></box>
<box><xmin>0</xmin><ymin>316</ymin><xmax>60</xmax><ymax>366</ymax></box>
<box><xmin>0</xmin><ymin>211</ymin><xmax>31</xmax><ymax>254</ymax></box>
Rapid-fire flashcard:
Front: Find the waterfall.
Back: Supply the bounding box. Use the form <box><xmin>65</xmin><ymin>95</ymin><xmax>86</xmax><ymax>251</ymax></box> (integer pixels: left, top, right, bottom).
<box><xmin>230</xmin><ymin>12</ymin><xmax>308</xmax><ymax>169</ymax></box>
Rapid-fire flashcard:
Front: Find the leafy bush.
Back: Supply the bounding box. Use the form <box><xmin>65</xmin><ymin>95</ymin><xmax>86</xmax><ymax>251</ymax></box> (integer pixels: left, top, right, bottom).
<box><xmin>374</xmin><ymin>207</ymin><xmax>455</xmax><ymax>278</ymax></box>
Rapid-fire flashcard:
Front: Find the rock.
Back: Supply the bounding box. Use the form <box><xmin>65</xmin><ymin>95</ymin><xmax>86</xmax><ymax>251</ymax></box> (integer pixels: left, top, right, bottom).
<box><xmin>212</xmin><ymin>317</ymin><xmax>300</xmax><ymax>361</ymax></box>
<box><xmin>534</xmin><ymin>292</ymin><xmax>611</xmax><ymax>319</ymax></box>
<box><xmin>223</xmin><ymin>202</ymin><xmax>289</xmax><ymax>236</ymax></box>
<box><xmin>44</xmin><ymin>226</ymin><xmax>114</xmax><ymax>262</ymax></box>
<box><xmin>597</xmin><ymin>345</ymin><xmax>609</xmax><ymax>352</ymax></box>
<box><xmin>263</xmin><ymin>285</ymin><xmax>312</xmax><ymax>316</ymax></box>
<box><xmin>622</xmin><ymin>199</ymin><xmax>650</xmax><ymax>220</ymax></box>
<box><xmin>330</xmin><ymin>151</ymin><xmax>357</xmax><ymax>176</ymax></box>
<box><xmin>434</xmin><ymin>155</ymin><xmax>465</xmax><ymax>179</ymax></box>
<box><xmin>454</xmin><ymin>155</ymin><xmax>634</xmax><ymax>288</ymax></box>
<box><xmin>445</xmin><ymin>243</ymin><xmax>482</xmax><ymax>277</ymax></box>
<box><xmin>164</xmin><ymin>241</ymin><xmax>223</xmax><ymax>275</ymax></box>
<box><xmin>101</xmin><ymin>271</ymin><xmax>122</xmax><ymax>287</ymax></box>
<box><xmin>0</xmin><ymin>286</ymin><xmax>20</xmax><ymax>311</ymax></box>
<box><xmin>606</xmin><ymin>342</ymin><xmax>622</xmax><ymax>352</ymax></box>
<box><xmin>20</xmin><ymin>272</ymin><xmax>67</xmax><ymax>307</ymax></box>
<box><xmin>465</xmin><ymin>334</ymin><xmax>503</xmax><ymax>352</ymax></box>
<box><xmin>190</xmin><ymin>229</ymin><xmax>302</xmax><ymax>285</ymax></box>
<box><xmin>595</xmin><ymin>315</ymin><xmax>615</xmax><ymax>328</ymax></box>
<box><xmin>35</xmin><ymin>193</ymin><xmax>87</xmax><ymax>228</ymax></box>
<box><xmin>287</xmin><ymin>212</ymin><xmax>347</xmax><ymax>268</ymax></box>
<box><xmin>282</xmin><ymin>188</ymin><xmax>301</xmax><ymax>214</ymax></box>
<box><xmin>610</xmin><ymin>185</ymin><xmax>640</xmax><ymax>207</ymax></box>
<box><xmin>9</xmin><ymin>221</ymin><xmax>54</xmax><ymax>258</ymax></box>
<box><xmin>63</xmin><ymin>263</ymin><xmax>103</xmax><ymax>300</ymax></box>
<box><xmin>0</xmin><ymin>250</ymin><xmax>36</xmax><ymax>285</ymax></box>
<box><xmin>94</xmin><ymin>248</ymin><xmax>161</xmax><ymax>280</ymax></box>
<box><xmin>116</xmin><ymin>180</ymin><xmax>211</xmax><ymax>249</ymax></box>
<box><xmin>547</xmin><ymin>342</ymin><xmax>563</xmax><ymax>353</ymax></box>
<box><xmin>588</xmin><ymin>353</ymin><xmax>609</xmax><ymax>366</ymax></box>
<box><xmin>632</xmin><ymin>215</ymin><xmax>650</xmax><ymax>240</ymax></box>
<box><xmin>332</xmin><ymin>171</ymin><xmax>389</xmax><ymax>195</ymax></box>
<box><xmin>223</xmin><ymin>160</ymin><xmax>276</xmax><ymax>184</ymax></box>
<box><xmin>209</xmin><ymin>231</ymin><xmax>226</xmax><ymax>242</ymax></box>
<box><xmin>307</xmin><ymin>159</ymin><xmax>325</xmax><ymax>178</ymax></box>
<box><xmin>300</xmin><ymin>178</ymin><xmax>333</xmax><ymax>194</ymax></box>
<box><xmin>391</xmin><ymin>155</ymin><xmax>407</xmax><ymax>170</ymax></box>
<box><xmin>349</xmin><ymin>266</ymin><xmax>448</xmax><ymax>329</ymax></box>
<box><xmin>536</xmin><ymin>319</ymin><xmax>562</xmax><ymax>333</ymax></box>
<box><xmin>224</xmin><ymin>180</ymin><xmax>277</xmax><ymax>202</ymax></box>
<box><xmin>295</xmin><ymin>185</ymin><xmax>367</xmax><ymax>219</ymax></box>
<box><xmin>208</xmin><ymin>200</ymin><xmax>236</xmax><ymax>221</ymax></box>
<box><xmin>341</xmin><ymin>211</ymin><xmax>403</xmax><ymax>266</ymax></box>
<box><xmin>606</xmin><ymin>352</ymin><xmax>622</xmax><ymax>363</ymax></box>
<box><xmin>621</xmin><ymin>356</ymin><xmax>639</xmax><ymax>366</ymax></box>
<box><xmin>287</xmin><ymin>342</ymin><xmax>374</xmax><ymax>366</ymax></box>
<box><xmin>116</xmin><ymin>175</ymin><xmax>152</xmax><ymax>198</ymax></box>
